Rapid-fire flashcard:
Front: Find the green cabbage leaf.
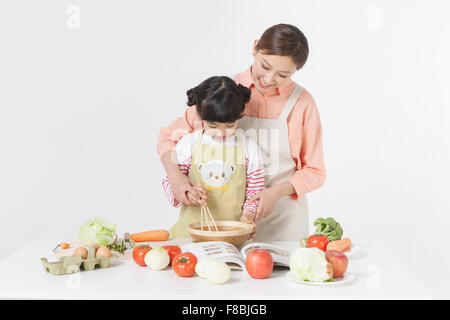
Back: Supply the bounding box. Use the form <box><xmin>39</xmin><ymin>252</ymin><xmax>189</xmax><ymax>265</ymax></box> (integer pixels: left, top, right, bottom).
<box><xmin>289</xmin><ymin>247</ymin><xmax>332</xmax><ymax>282</ymax></box>
<box><xmin>78</xmin><ymin>217</ymin><xmax>116</xmax><ymax>246</ymax></box>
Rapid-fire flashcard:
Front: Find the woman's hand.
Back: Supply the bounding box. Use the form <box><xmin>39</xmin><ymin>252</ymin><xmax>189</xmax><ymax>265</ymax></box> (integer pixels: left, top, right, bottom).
<box><xmin>240</xmin><ymin>210</ymin><xmax>257</xmax><ymax>239</ymax></box>
<box><xmin>248</xmin><ymin>187</ymin><xmax>283</xmax><ymax>222</ymax></box>
<box><xmin>248</xmin><ymin>182</ymin><xmax>295</xmax><ymax>221</ymax></box>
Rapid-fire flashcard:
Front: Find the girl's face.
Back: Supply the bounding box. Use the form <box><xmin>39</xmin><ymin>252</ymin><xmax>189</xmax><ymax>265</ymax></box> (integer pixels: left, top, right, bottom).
<box><xmin>251</xmin><ymin>40</ymin><xmax>298</xmax><ymax>94</ymax></box>
<box><xmin>203</xmin><ymin>121</ymin><xmax>238</xmax><ymax>140</ymax></box>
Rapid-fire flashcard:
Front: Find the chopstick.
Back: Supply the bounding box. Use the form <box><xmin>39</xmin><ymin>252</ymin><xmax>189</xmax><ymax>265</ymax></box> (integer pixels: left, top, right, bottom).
<box><xmin>200</xmin><ymin>205</ymin><xmax>204</xmax><ymax>231</ymax></box>
<box><xmin>202</xmin><ymin>206</ymin><xmax>211</xmax><ymax>232</ymax></box>
<box><xmin>205</xmin><ymin>206</ymin><xmax>219</xmax><ymax>232</ymax></box>
<box><xmin>200</xmin><ymin>205</ymin><xmax>219</xmax><ymax>232</ymax></box>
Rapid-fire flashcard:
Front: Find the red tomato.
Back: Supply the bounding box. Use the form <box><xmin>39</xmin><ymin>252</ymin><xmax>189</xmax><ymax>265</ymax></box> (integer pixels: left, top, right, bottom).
<box><xmin>245</xmin><ymin>249</ymin><xmax>273</xmax><ymax>279</ymax></box>
<box><xmin>162</xmin><ymin>245</ymin><xmax>182</xmax><ymax>264</ymax></box>
<box><xmin>132</xmin><ymin>245</ymin><xmax>152</xmax><ymax>266</ymax></box>
<box><xmin>172</xmin><ymin>252</ymin><xmax>198</xmax><ymax>277</ymax></box>
<box><xmin>307</xmin><ymin>235</ymin><xmax>330</xmax><ymax>251</ymax></box>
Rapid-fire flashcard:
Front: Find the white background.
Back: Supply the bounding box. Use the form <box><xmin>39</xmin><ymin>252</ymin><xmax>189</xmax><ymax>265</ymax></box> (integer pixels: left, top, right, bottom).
<box><xmin>0</xmin><ymin>0</ymin><xmax>449</xmax><ymax>298</ymax></box>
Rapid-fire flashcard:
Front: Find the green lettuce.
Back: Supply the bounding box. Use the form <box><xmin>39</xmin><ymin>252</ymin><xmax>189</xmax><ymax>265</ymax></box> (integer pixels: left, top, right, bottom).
<box><xmin>78</xmin><ymin>217</ymin><xmax>116</xmax><ymax>246</ymax></box>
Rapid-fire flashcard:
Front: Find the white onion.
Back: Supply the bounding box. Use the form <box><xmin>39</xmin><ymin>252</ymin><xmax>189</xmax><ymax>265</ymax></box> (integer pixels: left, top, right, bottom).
<box><xmin>144</xmin><ymin>247</ymin><xmax>170</xmax><ymax>271</ymax></box>
<box><xmin>195</xmin><ymin>256</ymin><xmax>230</xmax><ymax>284</ymax></box>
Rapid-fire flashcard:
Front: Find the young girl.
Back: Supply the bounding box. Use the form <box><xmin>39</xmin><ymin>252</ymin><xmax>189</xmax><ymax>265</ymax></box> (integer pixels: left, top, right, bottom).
<box><xmin>162</xmin><ymin>76</ymin><xmax>265</xmax><ymax>238</ymax></box>
<box><xmin>158</xmin><ymin>24</ymin><xmax>326</xmax><ymax>241</ymax></box>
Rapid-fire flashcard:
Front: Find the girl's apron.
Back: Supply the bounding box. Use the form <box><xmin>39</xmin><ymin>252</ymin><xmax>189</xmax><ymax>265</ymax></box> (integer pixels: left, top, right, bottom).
<box><xmin>169</xmin><ymin>131</ymin><xmax>247</xmax><ymax>238</ymax></box>
<box><xmin>238</xmin><ymin>84</ymin><xmax>309</xmax><ymax>241</ymax></box>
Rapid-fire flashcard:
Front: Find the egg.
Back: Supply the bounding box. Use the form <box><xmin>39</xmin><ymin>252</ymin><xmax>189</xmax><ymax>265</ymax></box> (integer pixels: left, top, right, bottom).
<box><xmin>96</xmin><ymin>246</ymin><xmax>112</xmax><ymax>258</ymax></box>
<box><xmin>74</xmin><ymin>246</ymin><xmax>88</xmax><ymax>259</ymax></box>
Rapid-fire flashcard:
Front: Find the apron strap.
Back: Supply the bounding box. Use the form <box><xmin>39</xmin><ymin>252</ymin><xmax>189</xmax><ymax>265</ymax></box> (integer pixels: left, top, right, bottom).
<box><xmin>192</xmin><ymin>130</ymin><xmax>203</xmax><ymax>164</ymax></box>
<box><xmin>278</xmin><ymin>84</ymin><xmax>304</xmax><ymax>121</ymax></box>
<box><xmin>234</xmin><ymin>132</ymin><xmax>245</xmax><ymax>166</ymax></box>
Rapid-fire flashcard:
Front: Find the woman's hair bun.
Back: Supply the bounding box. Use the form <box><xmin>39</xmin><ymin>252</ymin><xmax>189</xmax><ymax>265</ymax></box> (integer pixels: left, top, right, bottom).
<box><xmin>186</xmin><ymin>88</ymin><xmax>197</xmax><ymax>106</ymax></box>
<box><xmin>237</xmin><ymin>84</ymin><xmax>251</xmax><ymax>104</ymax></box>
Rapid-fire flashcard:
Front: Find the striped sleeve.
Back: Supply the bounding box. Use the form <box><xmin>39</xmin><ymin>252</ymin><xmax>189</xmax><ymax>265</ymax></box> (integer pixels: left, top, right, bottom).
<box><xmin>161</xmin><ymin>133</ymin><xmax>194</xmax><ymax>208</ymax></box>
<box><xmin>162</xmin><ymin>157</ymin><xmax>191</xmax><ymax>208</ymax></box>
<box><xmin>242</xmin><ymin>135</ymin><xmax>265</xmax><ymax>214</ymax></box>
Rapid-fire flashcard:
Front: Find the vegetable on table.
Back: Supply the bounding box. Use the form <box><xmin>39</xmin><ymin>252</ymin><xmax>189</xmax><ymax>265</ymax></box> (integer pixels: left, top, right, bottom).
<box><xmin>79</xmin><ymin>217</ymin><xmax>117</xmax><ymax>247</ymax></box>
<box><xmin>132</xmin><ymin>245</ymin><xmax>152</xmax><ymax>266</ymax></box>
<box><xmin>326</xmin><ymin>238</ymin><xmax>352</xmax><ymax>252</ymax></box>
<box><xmin>60</xmin><ymin>242</ymin><xmax>70</xmax><ymax>249</ymax></box>
<box><xmin>130</xmin><ymin>230</ymin><xmax>169</xmax><ymax>242</ymax></box>
<box><xmin>162</xmin><ymin>245</ymin><xmax>182</xmax><ymax>264</ymax></box>
<box><xmin>144</xmin><ymin>247</ymin><xmax>170</xmax><ymax>271</ymax></box>
<box><xmin>195</xmin><ymin>256</ymin><xmax>231</xmax><ymax>284</ymax></box>
<box><xmin>313</xmin><ymin>217</ymin><xmax>343</xmax><ymax>242</ymax></box>
<box><xmin>300</xmin><ymin>238</ymin><xmax>308</xmax><ymax>248</ymax></box>
<box><xmin>289</xmin><ymin>247</ymin><xmax>333</xmax><ymax>282</ymax></box>
<box><xmin>172</xmin><ymin>252</ymin><xmax>198</xmax><ymax>277</ymax></box>
<box><xmin>307</xmin><ymin>235</ymin><xmax>329</xmax><ymax>252</ymax></box>
<box><xmin>107</xmin><ymin>239</ymin><xmax>127</xmax><ymax>254</ymax></box>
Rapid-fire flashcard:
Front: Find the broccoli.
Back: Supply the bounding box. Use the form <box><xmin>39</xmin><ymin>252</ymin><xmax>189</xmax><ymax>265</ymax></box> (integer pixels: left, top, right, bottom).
<box><xmin>313</xmin><ymin>217</ymin><xmax>343</xmax><ymax>242</ymax></box>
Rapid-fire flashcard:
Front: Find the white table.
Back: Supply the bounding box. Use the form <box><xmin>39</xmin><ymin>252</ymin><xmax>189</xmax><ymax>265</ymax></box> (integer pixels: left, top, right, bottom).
<box><xmin>0</xmin><ymin>238</ymin><xmax>431</xmax><ymax>300</ymax></box>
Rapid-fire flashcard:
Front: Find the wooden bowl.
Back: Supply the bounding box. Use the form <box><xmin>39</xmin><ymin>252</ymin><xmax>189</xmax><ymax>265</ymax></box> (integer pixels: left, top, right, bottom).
<box><xmin>187</xmin><ymin>220</ymin><xmax>253</xmax><ymax>248</ymax></box>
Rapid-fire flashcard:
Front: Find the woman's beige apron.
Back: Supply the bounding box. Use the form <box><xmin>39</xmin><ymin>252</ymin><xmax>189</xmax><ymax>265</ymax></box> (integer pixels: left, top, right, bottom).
<box><xmin>169</xmin><ymin>131</ymin><xmax>247</xmax><ymax>238</ymax></box>
<box><xmin>238</xmin><ymin>84</ymin><xmax>309</xmax><ymax>241</ymax></box>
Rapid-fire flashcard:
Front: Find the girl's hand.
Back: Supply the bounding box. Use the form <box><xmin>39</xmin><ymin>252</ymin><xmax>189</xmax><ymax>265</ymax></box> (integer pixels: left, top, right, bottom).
<box><xmin>170</xmin><ymin>174</ymin><xmax>208</xmax><ymax>206</ymax></box>
<box><xmin>186</xmin><ymin>190</ymin><xmax>208</xmax><ymax>206</ymax></box>
<box><xmin>186</xmin><ymin>181</ymin><xmax>209</xmax><ymax>206</ymax></box>
<box><xmin>248</xmin><ymin>187</ymin><xmax>282</xmax><ymax>222</ymax></box>
<box><xmin>240</xmin><ymin>210</ymin><xmax>257</xmax><ymax>239</ymax></box>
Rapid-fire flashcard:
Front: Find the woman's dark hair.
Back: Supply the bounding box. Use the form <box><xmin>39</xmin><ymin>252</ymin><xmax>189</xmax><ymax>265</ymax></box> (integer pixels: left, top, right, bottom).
<box><xmin>186</xmin><ymin>76</ymin><xmax>251</xmax><ymax>123</ymax></box>
<box><xmin>255</xmin><ymin>24</ymin><xmax>309</xmax><ymax>70</ymax></box>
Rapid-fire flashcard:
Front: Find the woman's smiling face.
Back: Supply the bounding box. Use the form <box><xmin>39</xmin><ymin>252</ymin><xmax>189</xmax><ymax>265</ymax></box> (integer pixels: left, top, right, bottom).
<box><xmin>251</xmin><ymin>40</ymin><xmax>298</xmax><ymax>94</ymax></box>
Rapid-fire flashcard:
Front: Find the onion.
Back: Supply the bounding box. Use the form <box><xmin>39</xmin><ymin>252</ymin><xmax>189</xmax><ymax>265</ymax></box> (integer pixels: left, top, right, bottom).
<box><xmin>144</xmin><ymin>247</ymin><xmax>170</xmax><ymax>271</ymax></box>
<box><xmin>195</xmin><ymin>256</ymin><xmax>230</xmax><ymax>284</ymax></box>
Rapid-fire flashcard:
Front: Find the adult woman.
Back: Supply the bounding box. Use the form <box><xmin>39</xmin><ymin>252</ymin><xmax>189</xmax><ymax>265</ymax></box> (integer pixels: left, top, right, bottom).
<box><xmin>157</xmin><ymin>24</ymin><xmax>326</xmax><ymax>241</ymax></box>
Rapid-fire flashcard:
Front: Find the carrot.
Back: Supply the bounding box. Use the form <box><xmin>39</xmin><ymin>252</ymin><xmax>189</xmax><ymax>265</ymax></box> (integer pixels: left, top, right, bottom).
<box><xmin>326</xmin><ymin>238</ymin><xmax>352</xmax><ymax>252</ymax></box>
<box><xmin>130</xmin><ymin>230</ymin><xmax>169</xmax><ymax>242</ymax></box>
<box><xmin>60</xmin><ymin>242</ymin><xmax>70</xmax><ymax>249</ymax></box>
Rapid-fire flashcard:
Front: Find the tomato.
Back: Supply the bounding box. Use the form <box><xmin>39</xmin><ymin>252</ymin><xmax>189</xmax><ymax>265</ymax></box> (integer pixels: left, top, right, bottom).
<box><xmin>307</xmin><ymin>235</ymin><xmax>330</xmax><ymax>251</ymax></box>
<box><xmin>132</xmin><ymin>245</ymin><xmax>152</xmax><ymax>266</ymax></box>
<box><xmin>245</xmin><ymin>249</ymin><xmax>273</xmax><ymax>279</ymax></box>
<box><xmin>162</xmin><ymin>245</ymin><xmax>182</xmax><ymax>265</ymax></box>
<box><xmin>172</xmin><ymin>252</ymin><xmax>198</xmax><ymax>277</ymax></box>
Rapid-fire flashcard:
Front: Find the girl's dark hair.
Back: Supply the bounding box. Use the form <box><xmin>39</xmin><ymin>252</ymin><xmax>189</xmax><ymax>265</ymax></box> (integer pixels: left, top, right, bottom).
<box><xmin>186</xmin><ymin>76</ymin><xmax>251</xmax><ymax>123</ymax></box>
<box><xmin>255</xmin><ymin>24</ymin><xmax>309</xmax><ymax>70</ymax></box>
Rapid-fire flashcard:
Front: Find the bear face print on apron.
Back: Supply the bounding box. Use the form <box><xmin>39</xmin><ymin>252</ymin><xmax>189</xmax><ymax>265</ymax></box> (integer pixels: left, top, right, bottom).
<box><xmin>238</xmin><ymin>84</ymin><xmax>309</xmax><ymax>241</ymax></box>
<box><xmin>169</xmin><ymin>131</ymin><xmax>247</xmax><ymax>238</ymax></box>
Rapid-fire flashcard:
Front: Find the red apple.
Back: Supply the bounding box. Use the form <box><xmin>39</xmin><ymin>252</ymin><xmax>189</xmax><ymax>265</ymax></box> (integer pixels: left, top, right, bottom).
<box><xmin>245</xmin><ymin>249</ymin><xmax>273</xmax><ymax>279</ymax></box>
<box><xmin>325</xmin><ymin>250</ymin><xmax>348</xmax><ymax>278</ymax></box>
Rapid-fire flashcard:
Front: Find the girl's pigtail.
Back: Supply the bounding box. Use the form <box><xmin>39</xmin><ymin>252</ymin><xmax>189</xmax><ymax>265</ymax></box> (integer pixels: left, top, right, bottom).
<box><xmin>186</xmin><ymin>88</ymin><xmax>198</xmax><ymax>106</ymax></box>
<box><xmin>237</xmin><ymin>84</ymin><xmax>251</xmax><ymax>104</ymax></box>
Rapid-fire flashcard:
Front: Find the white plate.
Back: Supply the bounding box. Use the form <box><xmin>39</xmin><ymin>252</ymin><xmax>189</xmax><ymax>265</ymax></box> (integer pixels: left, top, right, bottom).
<box><xmin>342</xmin><ymin>244</ymin><xmax>361</xmax><ymax>258</ymax></box>
<box><xmin>287</xmin><ymin>271</ymin><xmax>356</xmax><ymax>286</ymax></box>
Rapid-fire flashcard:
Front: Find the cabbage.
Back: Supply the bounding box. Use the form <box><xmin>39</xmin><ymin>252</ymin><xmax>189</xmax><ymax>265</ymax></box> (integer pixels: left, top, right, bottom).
<box><xmin>78</xmin><ymin>217</ymin><xmax>116</xmax><ymax>246</ymax></box>
<box><xmin>289</xmin><ymin>247</ymin><xmax>332</xmax><ymax>282</ymax></box>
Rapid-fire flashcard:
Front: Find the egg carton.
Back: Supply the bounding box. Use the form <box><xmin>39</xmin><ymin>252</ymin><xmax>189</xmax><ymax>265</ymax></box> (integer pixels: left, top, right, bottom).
<box><xmin>41</xmin><ymin>245</ymin><xmax>111</xmax><ymax>275</ymax></box>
